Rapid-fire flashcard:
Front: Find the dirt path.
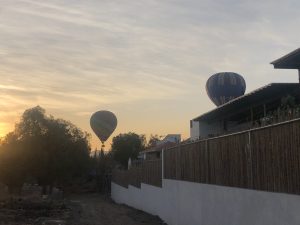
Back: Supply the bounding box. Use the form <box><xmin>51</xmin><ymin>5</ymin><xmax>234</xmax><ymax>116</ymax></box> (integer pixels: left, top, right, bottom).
<box><xmin>0</xmin><ymin>190</ymin><xmax>166</xmax><ymax>225</ymax></box>
<box><xmin>68</xmin><ymin>194</ymin><xmax>166</xmax><ymax>225</ymax></box>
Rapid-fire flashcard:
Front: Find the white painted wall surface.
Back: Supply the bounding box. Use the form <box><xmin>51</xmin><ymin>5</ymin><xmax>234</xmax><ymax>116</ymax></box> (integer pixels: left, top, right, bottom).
<box><xmin>190</xmin><ymin>120</ymin><xmax>200</xmax><ymax>141</ymax></box>
<box><xmin>111</xmin><ymin>179</ymin><xmax>300</xmax><ymax>225</ymax></box>
<box><xmin>190</xmin><ymin>119</ymin><xmax>224</xmax><ymax>140</ymax></box>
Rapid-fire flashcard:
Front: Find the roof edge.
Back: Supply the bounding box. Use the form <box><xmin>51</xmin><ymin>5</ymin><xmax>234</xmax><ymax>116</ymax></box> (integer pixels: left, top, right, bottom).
<box><xmin>270</xmin><ymin>48</ymin><xmax>300</xmax><ymax>65</ymax></box>
<box><xmin>192</xmin><ymin>82</ymin><xmax>299</xmax><ymax>121</ymax></box>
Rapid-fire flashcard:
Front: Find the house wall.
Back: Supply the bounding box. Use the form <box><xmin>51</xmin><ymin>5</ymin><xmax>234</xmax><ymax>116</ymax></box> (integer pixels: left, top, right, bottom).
<box><xmin>190</xmin><ymin>120</ymin><xmax>224</xmax><ymax>140</ymax></box>
<box><xmin>112</xmin><ymin>179</ymin><xmax>300</xmax><ymax>225</ymax></box>
<box><xmin>191</xmin><ymin>119</ymin><xmax>252</xmax><ymax>140</ymax></box>
<box><xmin>199</xmin><ymin>120</ymin><xmax>223</xmax><ymax>137</ymax></box>
<box><xmin>190</xmin><ymin>120</ymin><xmax>200</xmax><ymax>140</ymax></box>
<box><xmin>158</xmin><ymin>134</ymin><xmax>181</xmax><ymax>144</ymax></box>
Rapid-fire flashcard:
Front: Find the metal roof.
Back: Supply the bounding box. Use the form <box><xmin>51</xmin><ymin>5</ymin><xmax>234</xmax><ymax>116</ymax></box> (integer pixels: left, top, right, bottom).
<box><xmin>193</xmin><ymin>83</ymin><xmax>300</xmax><ymax>122</ymax></box>
<box><xmin>271</xmin><ymin>48</ymin><xmax>300</xmax><ymax>69</ymax></box>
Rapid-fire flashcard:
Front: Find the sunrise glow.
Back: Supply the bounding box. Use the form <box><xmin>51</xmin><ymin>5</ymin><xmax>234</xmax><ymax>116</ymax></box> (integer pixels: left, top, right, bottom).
<box><xmin>0</xmin><ymin>0</ymin><xmax>299</xmax><ymax>149</ymax></box>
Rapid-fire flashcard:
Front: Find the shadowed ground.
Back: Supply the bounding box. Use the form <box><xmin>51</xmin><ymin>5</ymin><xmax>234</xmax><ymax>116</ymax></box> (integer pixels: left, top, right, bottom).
<box><xmin>0</xmin><ymin>185</ymin><xmax>166</xmax><ymax>225</ymax></box>
<box><xmin>68</xmin><ymin>194</ymin><xmax>166</xmax><ymax>225</ymax></box>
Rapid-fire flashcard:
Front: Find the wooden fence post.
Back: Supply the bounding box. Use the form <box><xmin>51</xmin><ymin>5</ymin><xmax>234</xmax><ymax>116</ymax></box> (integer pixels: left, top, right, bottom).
<box><xmin>247</xmin><ymin>130</ymin><xmax>253</xmax><ymax>188</ymax></box>
<box><xmin>205</xmin><ymin>139</ymin><xmax>209</xmax><ymax>183</ymax></box>
<box><xmin>176</xmin><ymin>144</ymin><xmax>181</xmax><ymax>180</ymax></box>
<box><xmin>162</xmin><ymin>148</ymin><xmax>164</xmax><ymax>180</ymax></box>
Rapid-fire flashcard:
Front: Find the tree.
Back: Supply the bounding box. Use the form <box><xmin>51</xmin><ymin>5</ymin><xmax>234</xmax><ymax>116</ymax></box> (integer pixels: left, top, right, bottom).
<box><xmin>91</xmin><ymin>149</ymin><xmax>115</xmax><ymax>193</ymax></box>
<box><xmin>111</xmin><ymin>132</ymin><xmax>145</xmax><ymax>168</ymax></box>
<box><xmin>0</xmin><ymin>132</ymin><xmax>28</xmax><ymax>194</ymax></box>
<box><xmin>147</xmin><ymin>134</ymin><xmax>162</xmax><ymax>148</ymax></box>
<box><xmin>0</xmin><ymin>106</ymin><xmax>92</xmax><ymax>194</ymax></box>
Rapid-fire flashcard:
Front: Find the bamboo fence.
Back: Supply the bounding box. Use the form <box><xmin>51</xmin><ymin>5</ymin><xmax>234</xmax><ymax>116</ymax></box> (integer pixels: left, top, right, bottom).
<box><xmin>113</xmin><ymin>160</ymin><xmax>162</xmax><ymax>188</ymax></box>
<box><xmin>113</xmin><ymin>118</ymin><xmax>300</xmax><ymax>195</ymax></box>
<box><xmin>164</xmin><ymin>118</ymin><xmax>300</xmax><ymax>194</ymax></box>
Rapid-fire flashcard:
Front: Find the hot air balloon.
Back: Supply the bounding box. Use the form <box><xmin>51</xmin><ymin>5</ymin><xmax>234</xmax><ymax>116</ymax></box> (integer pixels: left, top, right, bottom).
<box><xmin>90</xmin><ymin>110</ymin><xmax>117</xmax><ymax>148</ymax></box>
<box><xmin>206</xmin><ymin>72</ymin><xmax>246</xmax><ymax>106</ymax></box>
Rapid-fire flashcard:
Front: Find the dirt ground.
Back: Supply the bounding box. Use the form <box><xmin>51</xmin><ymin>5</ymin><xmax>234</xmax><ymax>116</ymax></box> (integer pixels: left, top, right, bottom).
<box><xmin>0</xmin><ymin>186</ymin><xmax>166</xmax><ymax>225</ymax></box>
<box><xmin>69</xmin><ymin>194</ymin><xmax>166</xmax><ymax>225</ymax></box>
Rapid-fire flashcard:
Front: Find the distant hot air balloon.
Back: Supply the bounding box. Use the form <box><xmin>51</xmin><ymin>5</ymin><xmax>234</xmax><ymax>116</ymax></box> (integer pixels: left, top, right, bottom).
<box><xmin>206</xmin><ymin>72</ymin><xmax>246</xmax><ymax>106</ymax></box>
<box><xmin>90</xmin><ymin>111</ymin><xmax>117</xmax><ymax>148</ymax></box>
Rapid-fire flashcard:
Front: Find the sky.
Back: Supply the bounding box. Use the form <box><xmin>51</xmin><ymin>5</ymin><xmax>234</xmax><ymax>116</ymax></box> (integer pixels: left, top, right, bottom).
<box><xmin>0</xmin><ymin>0</ymin><xmax>299</xmax><ymax>150</ymax></box>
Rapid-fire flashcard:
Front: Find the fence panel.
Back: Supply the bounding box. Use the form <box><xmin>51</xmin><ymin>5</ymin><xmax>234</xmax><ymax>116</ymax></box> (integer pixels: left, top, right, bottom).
<box><xmin>112</xmin><ymin>169</ymin><xmax>129</xmax><ymax>188</ymax></box>
<box><xmin>197</xmin><ymin>141</ymin><xmax>209</xmax><ymax>183</ymax></box>
<box><xmin>207</xmin><ymin>132</ymin><xmax>249</xmax><ymax>188</ymax></box>
<box><xmin>179</xmin><ymin>141</ymin><xmax>207</xmax><ymax>183</ymax></box>
<box><xmin>164</xmin><ymin>147</ymin><xmax>178</xmax><ymax>179</ymax></box>
<box><xmin>142</xmin><ymin>160</ymin><xmax>162</xmax><ymax>187</ymax></box>
<box><xmin>113</xmin><ymin>159</ymin><xmax>162</xmax><ymax>188</ymax></box>
<box><xmin>180</xmin><ymin>144</ymin><xmax>195</xmax><ymax>182</ymax></box>
<box><xmin>128</xmin><ymin>164</ymin><xmax>142</xmax><ymax>188</ymax></box>
<box><xmin>251</xmin><ymin>121</ymin><xmax>300</xmax><ymax>194</ymax></box>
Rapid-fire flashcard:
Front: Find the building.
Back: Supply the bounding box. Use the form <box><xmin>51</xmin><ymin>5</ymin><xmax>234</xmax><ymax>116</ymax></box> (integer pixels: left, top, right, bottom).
<box><xmin>271</xmin><ymin>48</ymin><xmax>300</xmax><ymax>81</ymax></box>
<box><xmin>139</xmin><ymin>134</ymin><xmax>181</xmax><ymax>160</ymax></box>
<box><xmin>190</xmin><ymin>48</ymin><xmax>300</xmax><ymax>141</ymax></box>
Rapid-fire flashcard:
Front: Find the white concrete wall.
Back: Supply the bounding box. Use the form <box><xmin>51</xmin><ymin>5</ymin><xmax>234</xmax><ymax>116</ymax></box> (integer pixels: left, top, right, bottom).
<box><xmin>112</xmin><ymin>179</ymin><xmax>300</xmax><ymax>225</ymax></box>
<box><xmin>190</xmin><ymin>120</ymin><xmax>200</xmax><ymax>141</ymax></box>
<box><xmin>190</xmin><ymin>120</ymin><xmax>224</xmax><ymax>140</ymax></box>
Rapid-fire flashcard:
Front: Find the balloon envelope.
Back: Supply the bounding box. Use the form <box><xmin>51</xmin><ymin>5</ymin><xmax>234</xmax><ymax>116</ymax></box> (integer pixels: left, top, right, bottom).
<box><xmin>90</xmin><ymin>111</ymin><xmax>117</xmax><ymax>143</ymax></box>
<box><xmin>206</xmin><ymin>72</ymin><xmax>246</xmax><ymax>106</ymax></box>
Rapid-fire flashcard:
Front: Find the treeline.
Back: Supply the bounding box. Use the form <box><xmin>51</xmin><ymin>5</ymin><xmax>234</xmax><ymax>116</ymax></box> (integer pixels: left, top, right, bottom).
<box><xmin>0</xmin><ymin>106</ymin><xmax>161</xmax><ymax>195</ymax></box>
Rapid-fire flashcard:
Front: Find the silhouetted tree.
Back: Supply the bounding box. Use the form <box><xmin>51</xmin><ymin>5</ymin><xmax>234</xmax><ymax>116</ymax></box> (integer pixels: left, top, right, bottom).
<box><xmin>111</xmin><ymin>132</ymin><xmax>145</xmax><ymax>168</ymax></box>
<box><xmin>91</xmin><ymin>149</ymin><xmax>115</xmax><ymax>193</ymax></box>
<box><xmin>0</xmin><ymin>106</ymin><xmax>91</xmax><ymax>194</ymax></box>
<box><xmin>147</xmin><ymin>134</ymin><xmax>162</xmax><ymax>148</ymax></box>
<box><xmin>0</xmin><ymin>132</ymin><xmax>28</xmax><ymax>194</ymax></box>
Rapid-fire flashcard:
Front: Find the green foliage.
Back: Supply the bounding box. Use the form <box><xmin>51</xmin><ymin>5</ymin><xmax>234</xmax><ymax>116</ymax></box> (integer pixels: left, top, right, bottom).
<box><xmin>281</xmin><ymin>95</ymin><xmax>296</xmax><ymax>110</ymax></box>
<box><xmin>111</xmin><ymin>132</ymin><xmax>146</xmax><ymax>168</ymax></box>
<box><xmin>0</xmin><ymin>106</ymin><xmax>91</xmax><ymax>194</ymax></box>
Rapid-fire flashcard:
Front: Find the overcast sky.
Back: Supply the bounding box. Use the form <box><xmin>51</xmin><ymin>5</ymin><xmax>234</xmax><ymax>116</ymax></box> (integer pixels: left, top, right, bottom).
<box><xmin>0</xmin><ymin>0</ymin><xmax>299</xmax><ymax>149</ymax></box>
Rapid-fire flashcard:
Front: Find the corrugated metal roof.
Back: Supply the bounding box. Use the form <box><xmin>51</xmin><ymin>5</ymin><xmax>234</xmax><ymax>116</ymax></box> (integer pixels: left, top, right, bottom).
<box><xmin>193</xmin><ymin>83</ymin><xmax>300</xmax><ymax>122</ymax></box>
<box><xmin>271</xmin><ymin>48</ymin><xmax>300</xmax><ymax>69</ymax></box>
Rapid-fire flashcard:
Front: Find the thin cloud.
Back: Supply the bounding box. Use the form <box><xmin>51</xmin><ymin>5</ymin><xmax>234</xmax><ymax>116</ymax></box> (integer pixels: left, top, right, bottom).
<box><xmin>0</xmin><ymin>0</ymin><xmax>299</xmax><ymax>147</ymax></box>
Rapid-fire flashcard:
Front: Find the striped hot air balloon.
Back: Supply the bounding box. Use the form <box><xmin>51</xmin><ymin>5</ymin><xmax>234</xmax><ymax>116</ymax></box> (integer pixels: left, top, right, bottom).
<box><xmin>206</xmin><ymin>72</ymin><xmax>246</xmax><ymax>106</ymax></box>
<box><xmin>90</xmin><ymin>111</ymin><xmax>117</xmax><ymax>146</ymax></box>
